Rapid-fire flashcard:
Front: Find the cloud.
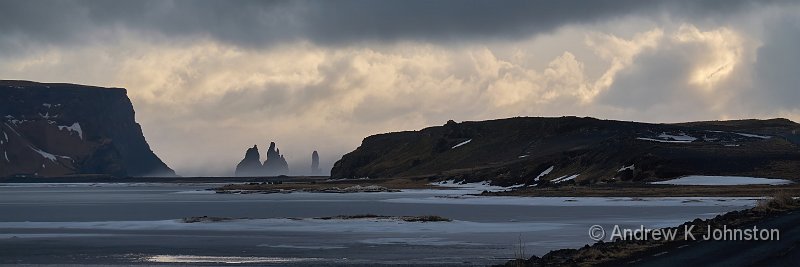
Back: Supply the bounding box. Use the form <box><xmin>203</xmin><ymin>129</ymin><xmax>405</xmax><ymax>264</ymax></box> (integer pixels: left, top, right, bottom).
<box><xmin>0</xmin><ymin>0</ymin><xmax>790</xmax><ymax>51</ymax></box>
<box><xmin>595</xmin><ymin>25</ymin><xmax>746</xmax><ymax>121</ymax></box>
<box><xmin>752</xmin><ymin>14</ymin><xmax>800</xmax><ymax>109</ymax></box>
<box><xmin>1</xmin><ymin>1</ymin><xmax>799</xmax><ymax>176</ymax></box>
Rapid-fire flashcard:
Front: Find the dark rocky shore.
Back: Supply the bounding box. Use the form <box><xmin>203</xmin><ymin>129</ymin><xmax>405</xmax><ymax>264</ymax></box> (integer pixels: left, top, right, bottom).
<box><xmin>500</xmin><ymin>194</ymin><xmax>800</xmax><ymax>267</ymax></box>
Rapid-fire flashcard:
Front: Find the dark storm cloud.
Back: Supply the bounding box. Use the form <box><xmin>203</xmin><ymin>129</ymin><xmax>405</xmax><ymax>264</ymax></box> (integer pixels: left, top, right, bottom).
<box><xmin>0</xmin><ymin>0</ymin><xmax>787</xmax><ymax>49</ymax></box>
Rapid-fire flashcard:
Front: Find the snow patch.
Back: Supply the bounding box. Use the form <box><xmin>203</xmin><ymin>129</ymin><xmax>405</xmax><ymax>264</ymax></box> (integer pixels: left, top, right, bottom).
<box><xmin>636</xmin><ymin>137</ymin><xmax>691</xmax><ymax>143</ymax></box>
<box><xmin>618</xmin><ymin>165</ymin><xmax>635</xmax><ymax>172</ymax></box>
<box><xmin>383</xmin><ymin>196</ymin><xmax>759</xmax><ymax>207</ymax></box>
<box><xmin>451</xmin><ymin>139</ymin><xmax>472</xmax><ymax>149</ymax></box>
<box><xmin>30</xmin><ymin>146</ymin><xmax>57</xmax><ymax>161</ymax></box>
<box><xmin>27</xmin><ymin>145</ymin><xmax>70</xmax><ymax>162</ymax></box>
<box><xmin>58</xmin><ymin>122</ymin><xmax>83</xmax><ymax>139</ymax></box>
<box><xmin>3</xmin><ymin>151</ymin><xmax>8</xmax><ymax>162</ymax></box>
<box><xmin>651</xmin><ymin>176</ymin><xmax>792</xmax><ymax>186</ymax></box>
<box><xmin>658</xmin><ymin>133</ymin><xmax>697</xmax><ymax>142</ymax></box>
<box><xmin>637</xmin><ymin>132</ymin><xmax>697</xmax><ymax>143</ymax></box>
<box><xmin>431</xmin><ymin>180</ymin><xmax>510</xmax><ymax>192</ymax></box>
<box><xmin>551</xmin><ymin>174</ymin><xmax>579</xmax><ymax>183</ymax></box>
<box><xmin>257</xmin><ymin>244</ymin><xmax>346</xmax><ymax>250</ymax></box>
<box><xmin>734</xmin><ymin>132</ymin><xmax>771</xmax><ymax>139</ymax></box>
<box><xmin>42</xmin><ymin>103</ymin><xmax>52</xmax><ymax>108</ymax></box>
<box><xmin>534</xmin><ymin>166</ymin><xmax>554</xmax><ymax>181</ymax></box>
<box><xmin>145</xmin><ymin>255</ymin><xmax>321</xmax><ymax>264</ymax></box>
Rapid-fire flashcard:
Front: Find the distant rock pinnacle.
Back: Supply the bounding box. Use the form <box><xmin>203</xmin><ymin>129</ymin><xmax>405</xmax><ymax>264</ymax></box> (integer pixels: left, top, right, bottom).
<box><xmin>234</xmin><ymin>145</ymin><xmax>262</xmax><ymax>176</ymax></box>
<box><xmin>263</xmin><ymin>141</ymin><xmax>289</xmax><ymax>175</ymax></box>
<box><xmin>311</xmin><ymin>150</ymin><xmax>321</xmax><ymax>175</ymax></box>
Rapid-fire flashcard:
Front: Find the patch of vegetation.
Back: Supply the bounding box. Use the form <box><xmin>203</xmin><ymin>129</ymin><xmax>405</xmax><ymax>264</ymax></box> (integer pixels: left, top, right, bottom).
<box><xmin>315</xmin><ymin>214</ymin><xmax>451</xmax><ymax>222</ymax></box>
<box><xmin>401</xmin><ymin>215</ymin><xmax>452</xmax><ymax>222</ymax></box>
<box><xmin>754</xmin><ymin>191</ymin><xmax>798</xmax><ymax>212</ymax></box>
<box><xmin>181</xmin><ymin>216</ymin><xmax>237</xmax><ymax>223</ymax></box>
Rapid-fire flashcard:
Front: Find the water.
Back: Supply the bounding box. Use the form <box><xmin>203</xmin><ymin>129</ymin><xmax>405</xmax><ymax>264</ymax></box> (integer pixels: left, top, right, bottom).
<box><xmin>0</xmin><ymin>183</ymin><xmax>756</xmax><ymax>266</ymax></box>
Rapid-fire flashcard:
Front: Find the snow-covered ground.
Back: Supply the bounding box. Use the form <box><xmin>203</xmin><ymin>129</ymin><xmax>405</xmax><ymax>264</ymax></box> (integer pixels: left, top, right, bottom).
<box><xmin>382</xmin><ymin>196</ymin><xmax>760</xmax><ymax>207</ymax></box>
<box><xmin>534</xmin><ymin>166</ymin><xmax>554</xmax><ymax>181</ymax></box>
<box><xmin>734</xmin><ymin>132</ymin><xmax>771</xmax><ymax>139</ymax></box>
<box><xmin>651</xmin><ymin>175</ymin><xmax>792</xmax><ymax>186</ymax></box>
<box><xmin>637</xmin><ymin>132</ymin><xmax>698</xmax><ymax>143</ymax></box>
<box><xmin>450</xmin><ymin>139</ymin><xmax>472</xmax><ymax>149</ymax></box>
<box><xmin>551</xmin><ymin>174</ymin><xmax>579</xmax><ymax>184</ymax></box>
<box><xmin>145</xmin><ymin>255</ymin><xmax>321</xmax><ymax>264</ymax></box>
<box><xmin>618</xmin><ymin>164</ymin><xmax>635</xmax><ymax>172</ymax></box>
<box><xmin>431</xmin><ymin>179</ymin><xmax>521</xmax><ymax>192</ymax></box>
<box><xmin>57</xmin><ymin>122</ymin><xmax>83</xmax><ymax>139</ymax></box>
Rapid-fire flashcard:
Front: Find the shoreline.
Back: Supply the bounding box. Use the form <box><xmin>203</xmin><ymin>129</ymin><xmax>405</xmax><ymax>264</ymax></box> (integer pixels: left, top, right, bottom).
<box><xmin>500</xmin><ymin>195</ymin><xmax>800</xmax><ymax>266</ymax></box>
<box><xmin>481</xmin><ymin>184</ymin><xmax>800</xmax><ymax>198</ymax></box>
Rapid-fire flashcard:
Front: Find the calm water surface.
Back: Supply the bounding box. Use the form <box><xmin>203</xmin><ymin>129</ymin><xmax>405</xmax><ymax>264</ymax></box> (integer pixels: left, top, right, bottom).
<box><xmin>0</xmin><ymin>183</ymin><xmax>756</xmax><ymax>266</ymax></box>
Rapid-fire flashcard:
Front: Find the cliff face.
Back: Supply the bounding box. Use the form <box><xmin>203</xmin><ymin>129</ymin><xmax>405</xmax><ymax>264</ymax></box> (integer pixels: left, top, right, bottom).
<box><xmin>331</xmin><ymin>117</ymin><xmax>800</xmax><ymax>185</ymax></box>
<box><xmin>0</xmin><ymin>80</ymin><xmax>175</xmax><ymax>177</ymax></box>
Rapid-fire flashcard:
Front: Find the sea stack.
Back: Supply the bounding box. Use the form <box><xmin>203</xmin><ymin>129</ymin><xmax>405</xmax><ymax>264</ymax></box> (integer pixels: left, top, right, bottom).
<box><xmin>311</xmin><ymin>150</ymin><xmax>321</xmax><ymax>175</ymax></box>
<box><xmin>234</xmin><ymin>145</ymin><xmax>262</xmax><ymax>176</ymax></box>
<box><xmin>262</xmin><ymin>142</ymin><xmax>289</xmax><ymax>176</ymax></box>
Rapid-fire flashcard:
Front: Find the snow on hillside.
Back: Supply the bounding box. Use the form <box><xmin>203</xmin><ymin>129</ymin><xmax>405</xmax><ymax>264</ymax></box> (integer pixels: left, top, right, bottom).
<box><xmin>735</xmin><ymin>132</ymin><xmax>771</xmax><ymax>139</ymax></box>
<box><xmin>551</xmin><ymin>174</ymin><xmax>579</xmax><ymax>183</ymax></box>
<box><xmin>534</xmin><ymin>166</ymin><xmax>554</xmax><ymax>181</ymax></box>
<box><xmin>451</xmin><ymin>139</ymin><xmax>471</xmax><ymax>149</ymax></box>
<box><xmin>618</xmin><ymin>164</ymin><xmax>635</xmax><ymax>172</ymax></box>
<box><xmin>637</xmin><ymin>132</ymin><xmax>697</xmax><ymax>143</ymax></box>
<box><xmin>58</xmin><ymin>122</ymin><xmax>83</xmax><ymax>139</ymax></box>
<box><xmin>651</xmin><ymin>175</ymin><xmax>792</xmax><ymax>186</ymax></box>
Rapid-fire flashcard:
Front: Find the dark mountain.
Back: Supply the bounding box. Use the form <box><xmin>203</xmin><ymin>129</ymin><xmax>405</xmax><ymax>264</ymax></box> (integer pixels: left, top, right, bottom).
<box><xmin>331</xmin><ymin>117</ymin><xmax>800</xmax><ymax>185</ymax></box>
<box><xmin>234</xmin><ymin>145</ymin><xmax>262</xmax><ymax>176</ymax></box>
<box><xmin>0</xmin><ymin>80</ymin><xmax>174</xmax><ymax>177</ymax></box>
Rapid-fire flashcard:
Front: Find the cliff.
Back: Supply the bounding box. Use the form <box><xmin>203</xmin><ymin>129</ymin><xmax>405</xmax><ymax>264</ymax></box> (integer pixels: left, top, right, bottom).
<box><xmin>0</xmin><ymin>80</ymin><xmax>175</xmax><ymax>177</ymax></box>
<box><xmin>331</xmin><ymin>117</ymin><xmax>800</xmax><ymax>185</ymax></box>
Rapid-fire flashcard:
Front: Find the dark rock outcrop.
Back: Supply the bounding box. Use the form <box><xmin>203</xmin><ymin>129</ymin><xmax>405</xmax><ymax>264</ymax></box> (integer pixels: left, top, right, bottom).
<box><xmin>311</xmin><ymin>150</ymin><xmax>321</xmax><ymax>175</ymax></box>
<box><xmin>262</xmin><ymin>142</ymin><xmax>289</xmax><ymax>175</ymax></box>
<box><xmin>331</xmin><ymin>116</ymin><xmax>800</xmax><ymax>184</ymax></box>
<box><xmin>0</xmin><ymin>80</ymin><xmax>175</xmax><ymax>177</ymax></box>
<box><xmin>234</xmin><ymin>145</ymin><xmax>262</xmax><ymax>176</ymax></box>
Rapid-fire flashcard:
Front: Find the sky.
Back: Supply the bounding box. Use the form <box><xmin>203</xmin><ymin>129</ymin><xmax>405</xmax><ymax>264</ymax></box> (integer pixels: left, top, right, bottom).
<box><xmin>1</xmin><ymin>0</ymin><xmax>799</xmax><ymax>176</ymax></box>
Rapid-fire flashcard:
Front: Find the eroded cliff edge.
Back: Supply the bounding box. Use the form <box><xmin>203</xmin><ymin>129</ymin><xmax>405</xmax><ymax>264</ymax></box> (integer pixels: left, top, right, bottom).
<box><xmin>0</xmin><ymin>80</ymin><xmax>175</xmax><ymax>177</ymax></box>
